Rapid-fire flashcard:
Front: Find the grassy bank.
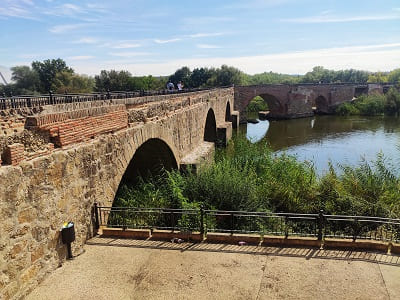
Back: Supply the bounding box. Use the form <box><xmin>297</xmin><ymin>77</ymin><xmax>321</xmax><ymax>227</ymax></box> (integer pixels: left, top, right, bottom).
<box><xmin>114</xmin><ymin>137</ymin><xmax>400</xmax><ymax>218</ymax></box>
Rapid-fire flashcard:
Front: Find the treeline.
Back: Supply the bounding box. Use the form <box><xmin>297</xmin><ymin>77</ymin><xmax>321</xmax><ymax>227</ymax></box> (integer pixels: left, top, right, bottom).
<box><xmin>1</xmin><ymin>58</ymin><xmax>399</xmax><ymax>96</ymax></box>
<box><xmin>336</xmin><ymin>88</ymin><xmax>400</xmax><ymax>116</ymax></box>
<box><xmin>114</xmin><ymin>137</ymin><xmax>400</xmax><ymax>218</ymax></box>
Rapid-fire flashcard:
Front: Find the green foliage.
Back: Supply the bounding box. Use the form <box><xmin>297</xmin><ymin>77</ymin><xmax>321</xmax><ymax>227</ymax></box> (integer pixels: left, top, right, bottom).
<box><xmin>10</xmin><ymin>65</ymin><xmax>40</xmax><ymax>94</ymax></box>
<box><xmin>335</xmin><ymin>102</ymin><xmax>360</xmax><ymax>116</ymax></box>
<box><xmin>354</xmin><ymin>94</ymin><xmax>385</xmax><ymax>115</ymax></box>
<box><xmin>246</xmin><ymin>96</ymin><xmax>268</xmax><ymax>112</ymax></box>
<box><xmin>302</xmin><ymin>66</ymin><xmax>370</xmax><ymax>84</ymax></box>
<box><xmin>32</xmin><ymin>58</ymin><xmax>73</xmax><ymax>92</ymax></box>
<box><xmin>384</xmin><ymin>88</ymin><xmax>400</xmax><ymax>116</ymax></box>
<box><xmin>54</xmin><ymin>71</ymin><xmax>95</xmax><ymax>93</ymax></box>
<box><xmin>95</xmin><ymin>70</ymin><xmax>132</xmax><ymax>91</ymax></box>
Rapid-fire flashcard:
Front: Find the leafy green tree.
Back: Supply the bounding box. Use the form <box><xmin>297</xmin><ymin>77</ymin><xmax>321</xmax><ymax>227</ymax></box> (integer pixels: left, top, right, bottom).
<box><xmin>95</xmin><ymin>70</ymin><xmax>132</xmax><ymax>91</ymax></box>
<box><xmin>207</xmin><ymin>65</ymin><xmax>245</xmax><ymax>86</ymax></box>
<box><xmin>368</xmin><ymin>72</ymin><xmax>389</xmax><ymax>83</ymax></box>
<box><xmin>54</xmin><ymin>71</ymin><xmax>95</xmax><ymax>93</ymax></box>
<box><xmin>189</xmin><ymin>67</ymin><xmax>213</xmax><ymax>88</ymax></box>
<box><xmin>388</xmin><ymin>69</ymin><xmax>400</xmax><ymax>84</ymax></box>
<box><xmin>31</xmin><ymin>58</ymin><xmax>73</xmax><ymax>92</ymax></box>
<box><xmin>384</xmin><ymin>87</ymin><xmax>400</xmax><ymax>115</ymax></box>
<box><xmin>168</xmin><ymin>66</ymin><xmax>191</xmax><ymax>87</ymax></box>
<box><xmin>10</xmin><ymin>65</ymin><xmax>40</xmax><ymax>94</ymax></box>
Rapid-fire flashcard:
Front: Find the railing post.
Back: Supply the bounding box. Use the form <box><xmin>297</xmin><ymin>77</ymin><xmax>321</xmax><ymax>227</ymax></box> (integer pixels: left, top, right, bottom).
<box><xmin>49</xmin><ymin>90</ymin><xmax>53</xmax><ymax>105</ymax></box>
<box><xmin>317</xmin><ymin>209</ymin><xmax>324</xmax><ymax>241</ymax></box>
<box><xmin>107</xmin><ymin>89</ymin><xmax>110</xmax><ymax>100</ymax></box>
<box><xmin>284</xmin><ymin>216</ymin><xmax>289</xmax><ymax>238</ymax></box>
<box><xmin>352</xmin><ymin>217</ymin><xmax>359</xmax><ymax>242</ymax></box>
<box><xmin>94</xmin><ymin>202</ymin><xmax>99</xmax><ymax>231</ymax></box>
<box><xmin>199</xmin><ymin>205</ymin><xmax>205</xmax><ymax>235</ymax></box>
<box><xmin>170</xmin><ymin>210</ymin><xmax>174</xmax><ymax>232</ymax></box>
<box><xmin>230</xmin><ymin>212</ymin><xmax>234</xmax><ymax>235</ymax></box>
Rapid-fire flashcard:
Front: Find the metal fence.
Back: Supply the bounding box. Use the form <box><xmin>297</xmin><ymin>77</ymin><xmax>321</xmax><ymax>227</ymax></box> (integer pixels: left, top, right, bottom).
<box><xmin>94</xmin><ymin>204</ymin><xmax>400</xmax><ymax>243</ymax></box>
<box><xmin>0</xmin><ymin>87</ymin><xmax>218</xmax><ymax>110</ymax></box>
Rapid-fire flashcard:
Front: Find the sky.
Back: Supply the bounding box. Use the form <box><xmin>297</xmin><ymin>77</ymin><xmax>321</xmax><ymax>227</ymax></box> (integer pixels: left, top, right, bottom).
<box><xmin>0</xmin><ymin>0</ymin><xmax>399</xmax><ymax>78</ymax></box>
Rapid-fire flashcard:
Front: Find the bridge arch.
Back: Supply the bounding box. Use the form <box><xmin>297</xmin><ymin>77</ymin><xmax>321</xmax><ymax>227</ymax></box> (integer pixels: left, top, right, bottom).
<box><xmin>225</xmin><ymin>101</ymin><xmax>231</xmax><ymax>122</ymax></box>
<box><xmin>257</xmin><ymin>93</ymin><xmax>284</xmax><ymax>115</ymax></box>
<box><xmin>204</xmin><ymin>108</ymin><xmax>217</xmax><ymax>142</ymax></box>
<box><xmin>119</xmin><ymin>138</ymin><xmax>178</xmax><ymax>186</ymax></box>
<box><xmin>314</xmin><ymin>95</ymin><xmax>329</xmax><ymax>114</ymax></box>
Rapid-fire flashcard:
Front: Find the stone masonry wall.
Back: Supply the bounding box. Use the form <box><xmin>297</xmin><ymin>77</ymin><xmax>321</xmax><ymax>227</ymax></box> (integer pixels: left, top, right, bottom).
<box><xmin>0</xmin><ymin>87</ymin><xmax>235</xmax><ymax>299</ymax></box>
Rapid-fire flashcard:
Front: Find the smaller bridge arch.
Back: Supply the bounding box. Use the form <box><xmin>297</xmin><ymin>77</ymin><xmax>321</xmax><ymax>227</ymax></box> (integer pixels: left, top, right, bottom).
<box><xmin>225</xmin><ymin>101</ymin><xmax>231</xmax><ymax>122</ymax></box>
<box><xmin>204</xmin><ymin>108</ymin><xmax>217</xmax><ymax>142</ymax></box>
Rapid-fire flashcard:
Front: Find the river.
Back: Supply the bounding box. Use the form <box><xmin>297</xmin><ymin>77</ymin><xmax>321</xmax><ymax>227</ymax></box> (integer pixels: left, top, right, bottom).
<box><xmin>240</xmin><ymin>113</ymin><xmax>400</xmax><ymax>174</ymax></box>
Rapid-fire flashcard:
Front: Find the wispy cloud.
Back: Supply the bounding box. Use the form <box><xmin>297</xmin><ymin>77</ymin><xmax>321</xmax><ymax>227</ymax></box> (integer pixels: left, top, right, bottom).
<box><xmin>67</xmin><ymin>56</ymin><xmax>95</xmax><ymax>60</ymax></box>
<box><xmin>282</xmin><ymin>14</ymin><xmax>400</xmax><ymax>23</ymax></box>
<box><xmin>188</xmin><ymin>32</ymin><xmax>225</xmax><ymax>38</ymax></box>
<box><xmin>73</xmin><ymin>37</ymin><xmax>98</xmax><ymax>44</ymax></box>
<box><xmin>154</xmin><ymin>38</ymin><xmax>181</xmax><ymax>44</ymax></box>
<box><xmin>197</xmin><ymin>44</ymin><xmax>221</xmax><ymax>49</ymax></box>
<box><xmin>49</xmin><ymin>24</ymin><xmax>86</xmax><ymax>34</ymax></box>
<box><xmin>0</xmin><ymin>0</ymin><xmax>38</xmax><ymax>20</ymax></box>
<box><xmin>109</xmin><ymin>52</ymin><xmax>152</xmax><ymax>57</ymax></box>
<box><xmin>111</xmin><ymin>42</ymin><xmax>142</xmax><ymax>49</ymax></box>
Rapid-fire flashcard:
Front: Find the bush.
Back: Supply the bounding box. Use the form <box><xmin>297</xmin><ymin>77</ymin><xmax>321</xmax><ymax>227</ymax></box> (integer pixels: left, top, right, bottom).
<box><xmin>246</xmin><ymin>96</ymin><xmax>268</xmax><ymax>112</ymax></box>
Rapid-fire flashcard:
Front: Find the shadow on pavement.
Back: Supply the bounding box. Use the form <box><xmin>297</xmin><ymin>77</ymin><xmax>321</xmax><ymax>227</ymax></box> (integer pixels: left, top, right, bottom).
<box><xmin>87</xmin><ymin>236</ymin><xmax>400</xmax><ymax>267</ymax></box>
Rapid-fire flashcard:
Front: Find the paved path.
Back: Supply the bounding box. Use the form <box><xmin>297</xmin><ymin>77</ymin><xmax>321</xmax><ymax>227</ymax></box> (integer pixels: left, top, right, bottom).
<box><xmin>26</xmin><ymin>237</ymin><xmax>400</xmax><ymax>300</ymax></box>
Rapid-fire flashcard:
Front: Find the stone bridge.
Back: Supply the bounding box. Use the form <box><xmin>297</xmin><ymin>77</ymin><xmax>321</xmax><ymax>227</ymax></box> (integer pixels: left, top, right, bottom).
<box><xmin>234</xmin><ymin>83</ymin><xmax>390</xmax><ymax>120</ymax></box>
<box><xmin>0</xmin><ymin>87</ymin><xmax>238</xmax><ymax>299</ymax></box>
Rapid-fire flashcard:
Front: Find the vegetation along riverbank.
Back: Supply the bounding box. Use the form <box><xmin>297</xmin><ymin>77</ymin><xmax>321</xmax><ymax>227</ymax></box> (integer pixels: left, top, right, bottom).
<box><xmin>114</xmin><ymin>137</ymin><xmax>400</xmax><ymax>219</ymax></box>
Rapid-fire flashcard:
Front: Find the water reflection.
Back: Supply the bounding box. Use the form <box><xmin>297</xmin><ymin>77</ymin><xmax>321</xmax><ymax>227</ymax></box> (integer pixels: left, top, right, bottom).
<box><xmin>241</xmin><ymin>114</ymin><xmax>400</xmax><ymax>174</ymax></box>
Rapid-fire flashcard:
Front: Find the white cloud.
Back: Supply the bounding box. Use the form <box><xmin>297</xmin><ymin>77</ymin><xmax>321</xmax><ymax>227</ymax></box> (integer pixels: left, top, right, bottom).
<box><xmin>111</xmin><ymin>42</ymin><xmax>141</xmax><ymax>49</ymax></box>
<box><xmin>67</xmin><ymin>56</ymin><xmax>94</xmax><ymax>60</ymax></box>
<box><xmin>73</xmin><ymin>37</ymin><xmax>98</xmax><ymax>44</ymax></box>
<box><xmin>154</xmin><ymin>38</ymin><xmax>181</xmax><ymax>44</ymax></box>
<box><xmin>73</xmin><ymin>43</ymin><xmax>400</xmax><ymax>76</ymax></box>
<box><xmin>197</xmin><ymin>44</ymin><xmax>221</xmax><ymax>49</ymax></box>
<box><xmin>188</xmin><ymin>32</ymin><xmax>225</xmax><ymax>38</ymax></box>
<box><xmin>282</xmin><ymin>14</ymin><xmax>400</xmax><ymax>23</ymax></box>
<box><xmin>109</xmin><ymin>52</ymin><xmax>152</xmax><ymax>57</ymax></box>
<box><xmin>49</xmin><ymin>24</ymin><xmax>85</xmax><ymax>33</ymax></box>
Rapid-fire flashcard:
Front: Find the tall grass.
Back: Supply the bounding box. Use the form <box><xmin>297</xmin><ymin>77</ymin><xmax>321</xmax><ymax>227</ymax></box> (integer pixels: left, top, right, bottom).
<box><xmin>114</xmin><ymin>137</ymin><xmax>400</xmax><ymax>218</ymax></box>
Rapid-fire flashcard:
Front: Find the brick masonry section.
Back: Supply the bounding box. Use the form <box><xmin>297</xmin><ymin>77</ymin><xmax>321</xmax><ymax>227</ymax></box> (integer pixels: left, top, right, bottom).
<box><xmin>30</xmin><ymin>109</ymin><xmax>128</xmax><ymax>147</ymax></box>
<box><xmin>3</xmin><ymin>143</ymin><xmax>25</xmax><ymax>166</ymax></box>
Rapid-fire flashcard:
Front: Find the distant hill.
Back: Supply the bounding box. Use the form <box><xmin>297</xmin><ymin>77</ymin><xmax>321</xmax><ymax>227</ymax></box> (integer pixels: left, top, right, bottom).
<box><xmin>0</xmin><ymin>65</ymin><xmax>11</xmax><ymax>84</ymax></box>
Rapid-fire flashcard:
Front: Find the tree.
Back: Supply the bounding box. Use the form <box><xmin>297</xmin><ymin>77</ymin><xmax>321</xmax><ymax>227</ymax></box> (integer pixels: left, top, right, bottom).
<box><xmin>189</xmin><ymin>68</ymin><xmax>213</xmax><ymax>88</ymax></box>
<box><xmin>10</xmin><ymin>65</ymin><xmax>40</xmax><ymax>94</ymax></box>
<box><xmin>31</xmin><ymin>58</ymin><xmax>73</xmax><ymax>92</ymax></box>
<box><xmin>207</xmin><ymin>65</ymin><xmax>245</xmax><ymax>87</ymax></box>
<box><xmin>168</xmin><ymin>66</ymin><xmax>191</xmax><ymax>87</ymax></box>
<box><xmin>388</xmin><ymin>69</ymin><xmax>400</xmax><ymax>84</ymax></box>
<box><xmin>94</xmin><ymin>70</ymin><xmax>132</xmax><ymax>91</ymax></box>
<box><xmin>54</xmin><ymin>71</ymin><xmax>95</xmax><ymax>93</ymax></box>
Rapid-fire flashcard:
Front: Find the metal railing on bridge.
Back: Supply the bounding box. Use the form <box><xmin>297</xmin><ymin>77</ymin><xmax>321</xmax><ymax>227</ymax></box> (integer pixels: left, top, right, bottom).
<box><xmin>94</xmin><ymin>204</ymin><xmax>400</xmax><ymax>243</ymax></box>
<box><xmin>0</xmin><ymin>87</ymin><xmax>220</xmax><ymax>110</ymax></box>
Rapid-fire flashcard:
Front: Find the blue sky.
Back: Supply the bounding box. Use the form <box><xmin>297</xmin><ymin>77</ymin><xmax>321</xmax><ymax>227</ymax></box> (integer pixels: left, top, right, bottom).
<box><xmin>1</xmin><ymin>0</ymin><xmax>399</xmax><ymax>78</ymax></box>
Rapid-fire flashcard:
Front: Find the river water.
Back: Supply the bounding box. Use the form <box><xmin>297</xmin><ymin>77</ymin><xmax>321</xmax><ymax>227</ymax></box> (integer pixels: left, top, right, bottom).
<box><xmin>240</xmin><ymin>113</ymin><xmax>400</xmax><ymax>174</ymax></box>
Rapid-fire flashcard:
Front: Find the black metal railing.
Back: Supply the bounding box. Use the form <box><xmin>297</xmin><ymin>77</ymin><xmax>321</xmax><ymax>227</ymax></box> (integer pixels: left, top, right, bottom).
<box><xmin>94</xmin><ymin>204</ymin><xmax>400</xmax><ymax>243</ymax></box>
<box><xmin>0</xmin><ymin>86</ymin><xmax>225</xmax><ymax>110</ymax></box>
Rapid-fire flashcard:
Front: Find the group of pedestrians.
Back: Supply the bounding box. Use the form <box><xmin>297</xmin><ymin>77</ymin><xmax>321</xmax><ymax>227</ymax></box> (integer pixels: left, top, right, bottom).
<box><xmin>166</xmin><ymin>81</ymin><xmax>184</xmax><ymax>92</ymax></box>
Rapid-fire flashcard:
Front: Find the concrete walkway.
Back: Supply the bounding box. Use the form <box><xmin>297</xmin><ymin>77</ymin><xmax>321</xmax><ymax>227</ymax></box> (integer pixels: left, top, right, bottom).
<box><xmin>26</xmin><ymin>237</ymin><xmax>400</xmax><ymax>300</ymax></box>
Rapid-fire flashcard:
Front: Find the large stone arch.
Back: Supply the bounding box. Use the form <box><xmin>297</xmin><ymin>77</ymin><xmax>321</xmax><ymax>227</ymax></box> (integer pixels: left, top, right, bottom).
<box><xmin>204</xmin><ymin>108</ymin><xmax>217</xmax><ymax>142</ymax></box>
<box><xmin>314</xmin><ymin>95</ymin><xmax>329</xmax><ymax>114</ymax></box>
<box><xmin>120</xmin><ymin>138</ymin><xmax>178</xmax><ymax>186</ymax></box>
<box><xmin>258</xmin><ymin>93</ymin><xmax>285</xmax><ymax>116</ymax></box>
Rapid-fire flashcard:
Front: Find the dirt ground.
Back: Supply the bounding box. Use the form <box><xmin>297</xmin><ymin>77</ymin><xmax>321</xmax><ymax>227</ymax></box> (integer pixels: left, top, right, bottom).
<box><xmin>26</xmin><ymin>237</ymin><xmax>400</xmax><ymax>300</ymax></box>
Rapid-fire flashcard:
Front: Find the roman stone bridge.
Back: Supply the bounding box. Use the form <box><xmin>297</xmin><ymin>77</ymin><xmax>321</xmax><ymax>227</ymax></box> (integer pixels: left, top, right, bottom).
<box><xmin>234</xmin><ymin>83</ymin><xmax>390</xmax><ymax>120</ymax></box>
<box><xmin>0</xmin><ymin>87</ymin><xmax>238</xmax><ymax>299</ymax></box>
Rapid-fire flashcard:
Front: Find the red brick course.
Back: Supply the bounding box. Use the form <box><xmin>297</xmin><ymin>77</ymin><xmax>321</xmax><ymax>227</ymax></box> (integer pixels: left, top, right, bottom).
<box><xmin>3</xmin><ymin>143</ymin><xmax>25</xmax><ymax>166</ymax></box>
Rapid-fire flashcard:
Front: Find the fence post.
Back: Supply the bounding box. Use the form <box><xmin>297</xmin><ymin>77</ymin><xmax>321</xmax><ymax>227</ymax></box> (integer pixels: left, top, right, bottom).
<box><xmin>284</xmin><ymin>216</ymin><xmax>289</xmax><ymax>238</ymax></box>
<box><xmin>199</xmin><ymin>205</ymin><xmax>205</xmax><ymax>235</ymax></box>
<box><xmin>352</xmin><ymin>217</ymin><xmax>359</xmax><ymax>242</ymax></box>
<box><xmin>230</xmin><ymin>212</ymin><xmax>234</xmax><ymax>235</ymax></box>
<box><xmin>93</xmin><ymin>202</ymin><xmax>100</xmax><ymax>231</ymax></box>
<box><xmin>317</xmin><ymin>209</ymin><xmax>324</xmax><ymax>241</ymax></box>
